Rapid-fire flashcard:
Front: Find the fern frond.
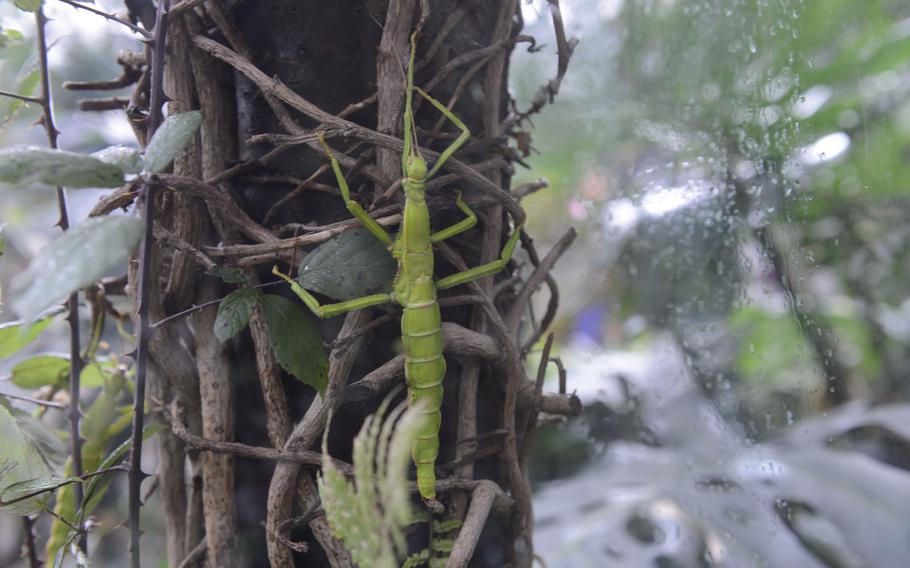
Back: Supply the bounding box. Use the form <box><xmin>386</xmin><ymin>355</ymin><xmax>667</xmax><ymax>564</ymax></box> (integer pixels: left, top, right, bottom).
<box><xmin>318</xmin><ymin>399</ymin><xmax>430</xmax><ymax>568</ymax></box>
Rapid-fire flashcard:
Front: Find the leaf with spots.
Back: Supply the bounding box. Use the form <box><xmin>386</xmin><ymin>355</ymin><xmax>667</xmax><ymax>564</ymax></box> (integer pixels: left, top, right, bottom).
<box><xmin>297</xmin><ymin>228</ymin><xmax>397</xmax><ymax>301</ymax></box>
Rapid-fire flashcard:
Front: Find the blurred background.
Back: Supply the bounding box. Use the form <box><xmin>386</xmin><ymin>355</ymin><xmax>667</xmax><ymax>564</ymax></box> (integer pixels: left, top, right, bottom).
<box><xmin>3</xmin><ymin>0</ymin><xmax>910</xmax><ymax>566</ymax></box>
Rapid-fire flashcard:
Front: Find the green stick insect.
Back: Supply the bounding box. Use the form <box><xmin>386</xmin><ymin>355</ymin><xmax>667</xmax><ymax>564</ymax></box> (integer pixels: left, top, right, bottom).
<box><xmin>273</xmin><ymin>32</ymin><xmax>522</xmax><ymax>508</ymax></box>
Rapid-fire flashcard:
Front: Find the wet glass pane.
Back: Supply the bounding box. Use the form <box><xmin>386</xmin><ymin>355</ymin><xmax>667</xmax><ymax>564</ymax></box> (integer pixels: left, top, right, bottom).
<box><xmin>518</xmin><ymin>1</ymin><xmax>910</xmax><ymax>565</ymax></box>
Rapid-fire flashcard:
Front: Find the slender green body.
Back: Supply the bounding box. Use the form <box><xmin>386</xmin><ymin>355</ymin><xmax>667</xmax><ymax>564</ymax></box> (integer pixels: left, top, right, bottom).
<box><xmin>274</xmin><ymin>32</ymin><xmax>523</xmax><ymax>506</ymax></box>
<box><xmin>396</xmin><ymin>167</ymin><xmax>445</xmax><ymax>500</ymax></box>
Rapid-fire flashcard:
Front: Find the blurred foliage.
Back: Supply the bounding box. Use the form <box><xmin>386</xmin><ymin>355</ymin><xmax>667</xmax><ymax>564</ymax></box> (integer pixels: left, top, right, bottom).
<box><xmin>516</xmin><ymin>0</ymin><xmax>910</xmax><ymax>409</ymax></box>
<box><xmin>519</xmin><ymin>0</ymin><xmax>910</xmax><ymax>565</ymax></box>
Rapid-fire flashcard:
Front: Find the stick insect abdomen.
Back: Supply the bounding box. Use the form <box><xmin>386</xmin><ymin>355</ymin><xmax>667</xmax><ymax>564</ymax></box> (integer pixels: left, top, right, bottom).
<box><xmin>401</xmin><ymin>290</ymin><xmax>445</xmax><ymax>501</ymax></box>
<box><xmin>398</xmin><ymin>189</ymin><xmax>447</xmax><ymax>501</ymax></box>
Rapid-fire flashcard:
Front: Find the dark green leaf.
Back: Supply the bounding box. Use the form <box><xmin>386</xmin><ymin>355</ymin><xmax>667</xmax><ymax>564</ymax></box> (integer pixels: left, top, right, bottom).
<box><xmin>0</xmin><ymin>311</ymin><xmax>57</xmax><ymax>360</ymax></box>
<box><xmin>0</xmin><ymin>146</ymin><xmax>125</xmax><ymax>188</ymax></box>
<box><xmin>207</xmin><ymin>265</ymin><xmax>247</xmax><ymax>284</ymax></box>
<box><xmin>12</xmin><ymin>0</ymin><xmax>42</xmax><ymax>12</ymax></box>
<box><xmin>11</xmin><ymin>353</ymin><xmax>68</xmax><ymax>388</ymax></box>
<box><xmin>0</xmin><ymin>403</ymin><xmax>61</xmax><ymax>514</ymax></box>
<box><xmin>11</xmin><ymin>216</ymin><xmax>145</xmax><ymax>322</ymax></box>
<box><xmin>90</xmin><ymin>145</ymin><xmax>142</xmax><ymax>174</ymax></box>
<box><xmin>297</xmin><ymin>228</ymin><xmax>397</xmax><ymax>301</ymax></box>
<box><xmin>143</xmin><ymin>110</ymin><xmax>203</xmax><ymax>173</ymax></box>
<box><xmin>214</xmin><ymin>288</ymin><xmax>258</xmax><ymax>343</ymax></box>
<box><xmin>261</xmin><ymin>294</ymin><xmax>328</xmax><ymax>394</ymax></box>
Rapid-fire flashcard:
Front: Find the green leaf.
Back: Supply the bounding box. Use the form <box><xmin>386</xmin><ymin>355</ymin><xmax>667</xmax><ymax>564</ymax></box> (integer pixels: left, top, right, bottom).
<box><xmin>0</xmin><ymin>146</ymin><xmax>125</xmax><ymax>188</ymax></box>
<box><xmin>297</xmin><ymin>228</ymin><xmax>397</xmax><ymax>301</ymax></box>
<box><xmin>11</xmin><ymin>353</ymin><xmax>68</xmax><ymax>388</ymax></box>
<box><xmin>9</xmin><ymin>353</ymin><xmax>115</xmax><ymax>390</ymax></box>
<box><xmin>430</xmin><ymin>539</ymin><xmax>454</xmax><ymax>553</ymax></box>
<box><xmin>0</xmin><ymin>311</ymin><xmax>57</xmax><ymax>360</ymax></box>
<box><xmin>402</xmin><ymin>550</ymin><xmax>430</xmax><ymax>568</ymax></box>
<box><xmin>91</xmin><ymin>145</ymin><xmax>143</xmax><ymax>174</ymax></box>
<box><xmin>11</xmin><ymin>216</ymin><xmax>145</xmax><ymax>322</ymax></box>
<box><xmin>0</xmin><ymin>403</ymin><xmax>62</xmax><ymax>514</ymax></box>
<box><xmin>206</xmin><ymin>265</ymin><xmax>247</xmax><ymax>284</ymax></box>
<box><xmin>12</xmin><ymin>0</ymin><xmax>42</xmax><ymax>12</ymax></box>
<box><xmin>214</xmin><ymin>288</ymin><xmax>258</xmax><ymax>343</ymax></box>
<box><xmin>79</xmin><ymin>359</ymin><xmax>116</xmax><ymax>389</ymax></box>
<box><xmin>431</xmin><ymin>519</ymin><xmax>462</xmax><ymax>534</ymax></box>
<box><xmin>261</xmin><ymin>294</ymin><xmax>328</xmax><ymax>394</ymax></box>
<box><xmin>143</xmin><ymin>110</ymin><xmax>203</xmax><ymax>174</ymax></box>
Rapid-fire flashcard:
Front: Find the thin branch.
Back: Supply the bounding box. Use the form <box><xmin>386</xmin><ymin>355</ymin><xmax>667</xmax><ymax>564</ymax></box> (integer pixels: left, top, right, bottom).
<box><xmin>170</xmin><ymin>0</ymin><xmax>205</xmax><ymax>15</ymax></box>
<box><xmin>420</xmin><ymin>478</ymin><xmax>513</xmax><ymax>517</ymax></box>
<box><xmin>154</xmin><ymin>226</ymin><xmax>217</xmax><ymax>270</ymax></box>
<box><xmin>518</xmin><ymin>334</ymin><xmax>555</xmax><ymax>465</ymax></box>
<box><xmin>163</xmin><ymin>401</ymin><xmax>352</xmax><ymax>474</ymax></box>
<box><xmin>129</xmin><ymin>2</ymin><xmax>169</xmax><ymax>566</ymax></box>
<box><xmin>206</xmin><ymin>213</ymin><xmax>400</xmax><ymax>258</ymax></box>
<box><xmin>445</xmin><ymin>481</ymin><xmax>499</xmax><ymax>568</ymax></box>
<box><xmin>175</xmin><ymin>539</ymin><xmax>207</xmax><ymax>568</ymax></box>
<box><xmin>189</xmin><ymin>34</ymin><xmax>525</xmax><ymax>223</ymax></box>
<box><xmin>0</xmin><ymin>466</ymin><xmax>127</xmax><ymax>508</ymax></box>
<box><xmin>509</xmin><ymin>0</ymin><xmax>578</xmax><ymax>126</ymax></box>
<box><xmin>0</xmin><ymin>391</ymin><xmax>66</xmax><ymax>410</ymax></box>
<box><xmin>555</xmin><ymin>356</ymin><xmax>567</xmax><ymax>394</ymax></box>
<box><xmin>150</xmin><ymin>280</ymin><xmax>279</xmax><ymax>331</ymax></box>
<box><xmin>518</xmin><ymin>230</ymin><xmax>562</xmax><ymax>353</ymax></box>
<box><xmin>36</xmin><ymin>6</ymin><xmax>87</xmax><ymax>554</ymax></box>
<box><xmin>156</xmin><ymin>174</ymin><xmax>277</xmax><ymax>244</ymax></box>
<box><xmin>21</xmin><ymin>516</ymin><xmax>40</xmax><ymax>568</ymax></box>
<box><xmin>513</xmin><ymin>179</ymin><xmax>548</xmax><ymax>200</ymax></box>
<box><xmin>538</xmin><ymin>392</ymin><xmax>581</xmax><ymax>416</ymax></box>
<box><xmin>78</xmin><ymin>97</ymin><xmax>130</xmax><ymax>111</ymax></box>
<box><xmin>506</xmin><ymin>227</ymin><xmax>576</xmax><ymax>336</ymax></box>
<box><xmin>57</xmin><ymin>0</ymin><xmax>152</xmax><ymax>37</ymax></box>
<box><xmin>0</xmin><ymin>89</ymin><xmax>42</xmax><ymax>104</ymax></box>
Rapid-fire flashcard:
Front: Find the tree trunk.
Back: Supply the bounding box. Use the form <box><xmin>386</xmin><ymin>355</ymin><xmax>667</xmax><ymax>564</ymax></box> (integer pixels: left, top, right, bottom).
<box><xmin>138</xmin><ymin>1</ymin><xmax>557</xmax><ymax>566</ymax></box>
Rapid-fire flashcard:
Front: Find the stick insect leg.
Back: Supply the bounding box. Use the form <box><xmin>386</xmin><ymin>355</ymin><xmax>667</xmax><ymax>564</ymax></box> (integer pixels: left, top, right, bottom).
<box><xmin>430</xmin><ymin>191</ymin><xmax>477</xmax><ymax>243</ymax></box>
<box><xmin>415</xmin><ymin>85</ymin><xmax>470</xmax><ymax>179</ymax></box>
<box><xmin>318</xmin><ymin>133</ymin><xmax>393</xmax><ymax>246</ymax></box>
<box><xmin>435</xmin><ymin>222</ymin><xmax>524</xmax><ymax>290</ymax></box>
<box><xmin>272</xmin><ymin>266</ymin><xmax>391</xmax><ymax>318</ymax></box>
